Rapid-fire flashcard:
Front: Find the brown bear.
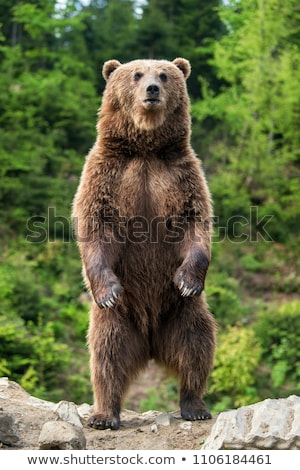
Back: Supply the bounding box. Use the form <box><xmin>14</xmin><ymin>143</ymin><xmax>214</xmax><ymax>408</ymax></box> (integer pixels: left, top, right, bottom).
<box><xmin>72</xmin><ymin>58</ymin><xmax>216</xmax><ymax>430</ymax></box>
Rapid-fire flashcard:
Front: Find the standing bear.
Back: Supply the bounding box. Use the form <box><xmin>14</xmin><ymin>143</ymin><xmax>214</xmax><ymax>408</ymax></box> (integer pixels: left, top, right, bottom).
<box><xmin>72</xmin><ymin>58</ymin><xmax>216</xmax><ymax>430</ymax></box>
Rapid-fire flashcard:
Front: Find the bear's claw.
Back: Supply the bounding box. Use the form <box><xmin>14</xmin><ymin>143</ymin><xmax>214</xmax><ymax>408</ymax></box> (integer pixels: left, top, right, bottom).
<box><xmin>103</xmin><ymin>299</ymin><xmax>115</xmax><ymax>308</ymax></box>
<box><xmin>97</xmin><ymin>285</ymin><xmax>122</xmax><ymax>309</ymax></box>
<box><xmin>181</xmin><ymin>409</ymin><xmax>211</xmax><ymax>420</ymax></box>
<box><xmin>178</xmin><ymin>281</ymin><xmax>202</xmax><ymax>297</ymax></box>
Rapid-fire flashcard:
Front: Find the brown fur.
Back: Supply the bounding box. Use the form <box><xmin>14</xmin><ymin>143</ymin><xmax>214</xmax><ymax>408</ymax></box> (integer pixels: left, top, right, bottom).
<box><xmin>72</xmin><ymin>58</ymin><xmax>216</xmax><ymax>430</ymax></box>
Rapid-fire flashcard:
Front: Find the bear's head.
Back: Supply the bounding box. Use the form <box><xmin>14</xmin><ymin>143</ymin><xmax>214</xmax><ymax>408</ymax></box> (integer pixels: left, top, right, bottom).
<box><xmin>100</xmin><ymin>58</ymin><xmax>191</xmax><ymax>133</ymax></box>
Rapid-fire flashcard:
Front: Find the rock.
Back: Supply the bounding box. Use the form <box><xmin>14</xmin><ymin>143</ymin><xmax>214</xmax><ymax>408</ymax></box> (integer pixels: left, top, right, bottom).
<box><xmin>0</xmin><ymin>377</ymin><xmax>29</xmax><ymax>400</ymax></box>
<box><xmin>179</xmin><ymin>421</ymin><xmax>192</xmax><ymax>431</ymax></box>
<box><xmin>27</xmin><ymin>396</ymin><xmax>55</xmax><ymax>411</ymax></box>
<box><xmin>38</xmin><ymin>421</ymin><xmax>86</xmax><ymax>450</ymax></box>
<box><xmin>151</xmin><ymin>424</ymin><xmax>158</xmax><ymax>433</ymax></box>
<box><xmin>0</xmin><ymin>377</ymin><xmax>9</xmax><ymax>389</ymax></box>
<box><xmin>202</xmin><ymin>395</ymin><xmax>300</xmax><ymax>450</ymax></box>
<box><xmin>53</xmin><ymin>401</ymin><xmax>83</xmax><ymax>428</ymax></box>
<box><xmin>155</xmin><ymin>412</ymin><xmax>172</xmax><ymax>427</ymax></box>
<box><xmin>0</xmin><ymin>412</ymin><xmax>19</xmax><ymax>446</ymax></box>
<box><xmin>77</xmin><ymin>403</ymin><xmax>93</xmax><ymax>419</ymax></box>
<box><xmin>2</xmin><ymin>377</ymin><xmax>300</xmax><ymax>450</ymax></box>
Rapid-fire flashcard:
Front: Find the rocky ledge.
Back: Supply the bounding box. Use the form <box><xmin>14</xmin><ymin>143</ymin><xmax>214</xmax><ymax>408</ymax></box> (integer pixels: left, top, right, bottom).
<box><xmin>0</xmin><ymin>377</ymin><xmax>299</xmax><ymax>450</ymax></box>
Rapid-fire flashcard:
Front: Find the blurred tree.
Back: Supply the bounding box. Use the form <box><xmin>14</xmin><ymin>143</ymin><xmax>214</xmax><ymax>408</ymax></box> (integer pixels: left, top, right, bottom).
<box><xmin>134</xmin><ymin>0</ymin><xmax>178</xmax><ymax>59</ymax></box>
<box><xmin>81</xmin><ymin>0</ymin><xmax>137</xmax><ymax>92</ymax></box>
<box><xmin>0</xmin><ymin>0</ymin><xmax>35</xmax><ymax>47</ymax></box>
<box><xmin>78</xmin><ymin>0</ymin><xmax>224</xmax><ymax>96</ymax></box>
<box><xmin>193</xmin><ymin>0</ymin><xmax>300</xmax><ymax>238</ymax></box>
<box><xmin>135</xmin><ymin>0</ymin><xmax>224</xmax><ymax>97</ymax></box>
<box><xmin>0</xmin><ymin>0</ymin><xmax>97</xmax><ymax>234</ymax></box>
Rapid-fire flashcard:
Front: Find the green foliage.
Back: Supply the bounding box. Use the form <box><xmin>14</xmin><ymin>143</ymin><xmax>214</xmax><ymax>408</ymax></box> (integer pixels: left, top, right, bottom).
<box><xmin>254</xmin><ymin>301</ymin><xmax>300</xmax><ymax>392</ymax></box>
<box><xmin>193</xmin><ymin>0</ymin><xmax>300</xmax><ymax>241</ymax></box>
<box><xmin>0</xmin><ymin>1</ymin><xmax>97</xmax><ymax>234</ymax></box>
<box><xmin>206</xmin><ymin>241</ymin><xmax>254</xmax><ymax>326</ymax></box>
<box><xmin>19</xmin><ymin>366</ymin><xmax>39</xmax><ymax>394</ymax></box>
<box><xmin>139</xmin><ymin>376</ymin><xmax>178</xmax><ymax>413</ymax></box>
<box><xmin>239</xmin><ymin>253</ymin><xmax>263</xmax><ymax>273</ymax></box>
<box><xmin>82</xmin><ymin>0</ymin><xmax>223</xmax><ymax>97</ymax></box>
<box><xmin>0</xmin><ymin>308</ymin><xmax>69</xmax><ymax>399</ymax></box>
<box><xmin>0</xmin><ymin>359</ymin><xmax>10</xmax><ymax>376</ymax></box>
<box><xmin>82</xmin><ymin>0</ymin><xmax>137</xmax><ymax>74</ymax></box>
<box><xmin>206</xmin><ymin>272</ymin><xmax>247</xmax><ymax>326</ymax></box>
<box><xmin>0</xmin><ymin>238</ymin><xmax>91</xmax><ymax>402</ymax></box>
<box><xmin>209</xmin><ymin>325</ymin><xmax>262</xmax><ymax>411</ymax></box>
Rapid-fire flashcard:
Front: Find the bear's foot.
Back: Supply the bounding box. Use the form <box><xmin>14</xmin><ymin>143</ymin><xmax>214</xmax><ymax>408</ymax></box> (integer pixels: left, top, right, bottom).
<box><xmin>180</xmin><ymin>397</ymin><xmax>211</xmax><ymax>421</ymax></box>
<box><xmin>88</xmin><ymin>412</ymin><xmax>120</xmax><ymax>430</ymax></box>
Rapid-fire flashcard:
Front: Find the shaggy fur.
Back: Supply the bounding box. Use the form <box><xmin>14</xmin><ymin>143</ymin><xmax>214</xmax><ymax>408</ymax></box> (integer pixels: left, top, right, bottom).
<box><xmin>72</xmin><ymin>58</ymin><xmax>216</xmax><ymax>430</ymax></box>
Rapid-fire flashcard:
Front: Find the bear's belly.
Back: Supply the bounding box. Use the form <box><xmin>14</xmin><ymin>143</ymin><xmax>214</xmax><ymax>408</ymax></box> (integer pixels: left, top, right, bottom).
<box><xmin>116</xmin><ymin>230</ymin><xmax>181</xmax><ymax>288</ymax></box>
<box><xmin>115</xmin><ymin>234</ymin><xmax>181</xmax><ymax>316</ymax></box>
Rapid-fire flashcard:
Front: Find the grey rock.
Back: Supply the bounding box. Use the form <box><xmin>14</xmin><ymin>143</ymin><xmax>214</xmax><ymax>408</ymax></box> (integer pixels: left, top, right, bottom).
<box><xmin>0</xmin><ymin>377</ymin><xmax>28</xmax><ymax>401</ymax></box>
<box><xmin>151</xmin><ymin>424</ymin><xmax>158</xmax><ymax>433</ymax></box>
<box><xmin>155</xmin><ymin>412</ymin><xmax>172</xmax><ymax>427</ymax></box>
<box><xmin>77</xmin><ymin>403</ymin><xmax>93</xmax><ymax>419</ymax></box>
<box><xmin>27</xmin><ymin>396</ymin><xmax>56</xmax><ymax>411</ymax></box>
<box><xmin>53</xmin><ymin>401</ymin><xmax>83</xmax><ymax>428</ymax></box>
<box><xmin>203</xmin><ymin>395</ymin><xmax>300</xmax><ymax>450</ymax></box>
<box><xmin>142</xmin><ymin>410</ymin><xmax>160</xmax><ymax>418</ymax></box>
<box><xmin>0</xmin><ymin>377</ymin><xmax>9</xmax><ymax>389</ymax></box>
<box><xmin>0</xmin><ymin>412</ymin><xmax>19</xmax><ymax>446</ymax></box>
<box><xmin>178</xmin><ymin>421</ymin><xmax>192</xmax><ymax>431</ymax></box>
<box><xmin>2</xmin><ymin>376</ymin><xmax>299</xmax><ymax>451</ymax></box>
<box><xmin>38</xmin><ymin>421</ymin><xmax>86</xmax><ymax>450</ymax></box>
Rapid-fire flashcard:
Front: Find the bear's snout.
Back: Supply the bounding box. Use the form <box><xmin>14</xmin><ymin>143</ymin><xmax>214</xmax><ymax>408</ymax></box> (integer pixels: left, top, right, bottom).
<box><xmin>146</xmin><ymin>83</ymin><xmax>160</xmax><ymax>100</ymax></box>
<box><xmin>143</xmin><ymin>82</ymin><xmax>161</xmax><ymax>110</ymax></box>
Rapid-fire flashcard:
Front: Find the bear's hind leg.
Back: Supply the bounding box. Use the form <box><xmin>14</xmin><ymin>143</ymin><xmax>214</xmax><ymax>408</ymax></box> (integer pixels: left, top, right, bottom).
<box><xmin>88</xmin><ymin>304</ymin><xmax>149</xmax><ymax>430</ymax></box>
<box><xmin>155</xmin><ymin>296</ymin><xmax>216</xmax><ymax>421</ymax></box>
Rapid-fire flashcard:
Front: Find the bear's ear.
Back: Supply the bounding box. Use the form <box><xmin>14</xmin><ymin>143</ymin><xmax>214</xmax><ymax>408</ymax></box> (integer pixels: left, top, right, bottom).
<box><xmin>102</xmin><ymin>60</ymin><xmax>122</xmax><ymax>81</ymax></box>
<box><xmin>172</xmin><ymin>58</ymin><xmax>191</xmax><ymax>80</ymax></box>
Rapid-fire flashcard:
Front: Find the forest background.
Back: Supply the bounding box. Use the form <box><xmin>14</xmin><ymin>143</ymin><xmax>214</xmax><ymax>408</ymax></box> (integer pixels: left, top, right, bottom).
<box><xmin>0</xmin><ymin>0</ymin><xmax>299</xmax><ymax>414</ymax></box>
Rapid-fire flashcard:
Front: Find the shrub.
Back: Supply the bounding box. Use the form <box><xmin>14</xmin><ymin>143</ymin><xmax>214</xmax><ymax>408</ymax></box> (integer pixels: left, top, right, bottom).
<box><xmin>254</xmin><ymin>301</ymin><xmax>300</xmax><ymax>392</ymax></box>
<box><xmin>208</xmin><ymin>325</ymin><xmax>262</xmax><ymax>411</ymax></box>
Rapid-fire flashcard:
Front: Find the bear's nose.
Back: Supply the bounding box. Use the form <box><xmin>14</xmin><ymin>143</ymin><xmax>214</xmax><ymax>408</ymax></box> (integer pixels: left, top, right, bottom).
<box><xmin>146</xmin><ymin>84</ymin><xmax>160</xmax><ymax>99</ymax></box>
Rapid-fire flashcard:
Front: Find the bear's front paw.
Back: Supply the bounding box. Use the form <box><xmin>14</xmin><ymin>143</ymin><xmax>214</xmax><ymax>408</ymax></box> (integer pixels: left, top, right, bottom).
<box><xmin>91</xmin><ymin>269</ymin><xmax>123</xmax><ymax>309</ymax></box>
<box><xmin>96</xmin><ymin>282</ymin><xmax>122</xmax><ymax>309</ymax></box>
<box><xmin>174</xmin><ymin>268</ymin><xmax>205</xmax><ymax>297</ymax></box>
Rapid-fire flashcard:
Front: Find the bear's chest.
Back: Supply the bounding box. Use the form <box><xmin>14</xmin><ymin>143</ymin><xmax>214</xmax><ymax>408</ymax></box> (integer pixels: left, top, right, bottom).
<box><xmin>115</xmin><ymin>158</ymin><xmax>182</xmax><ymax>219</ymax></box>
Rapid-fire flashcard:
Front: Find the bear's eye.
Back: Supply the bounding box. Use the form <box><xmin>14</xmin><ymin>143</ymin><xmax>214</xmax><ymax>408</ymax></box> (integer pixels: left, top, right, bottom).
<box><xmin>159</xmin><ymin>73</ymin><xmax>167</xmax><ymax>82</ymax></box>
<box><xmin>134</xmin><ymin>72</ymin><xmax>143</xmax><ymax>81</ymax></box>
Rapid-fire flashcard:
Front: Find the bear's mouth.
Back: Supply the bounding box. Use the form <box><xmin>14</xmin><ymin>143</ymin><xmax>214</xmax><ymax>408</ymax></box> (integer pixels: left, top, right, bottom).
<box><xmin>143</xmin><ymin>99</ymin><xmax>160</xmax><ymax>104</ymax></box>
